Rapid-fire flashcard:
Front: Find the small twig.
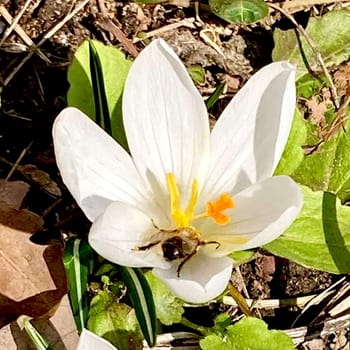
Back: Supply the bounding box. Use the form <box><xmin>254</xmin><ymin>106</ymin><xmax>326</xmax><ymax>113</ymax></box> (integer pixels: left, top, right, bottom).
<box><xmin>223</xmin><ymin>294</ymin><xmax>319</xmax><ymax>309</ymax></box>
<box><xmin>228</xmin><ymin>281</ymin><xmax>255</xmax><ymax>317</ymax></box>
<box><xmin>0</xmin><ymin>5</ymin><xmax>51</xmax><ymax>63</ymax></box>
<box><xmin>96</xmin><ymin>1</ymin><xmax>139</xmax><ymax>59</ymax></box>
<box><xmin>3</xmin><ymin>0</ymin><xmax>90</xmax><ymax>86</ymax></box>
<box><xmin>280</xmin><ymin>0</ymin><xmax>350</xmax><ymax>12</ymax></box>
<box><xmin>41</xmin><ymin>198</ymin><xmax>63</xmax><ymax>217</ymax></box>
<box><xmin>6</xmin><ymin>141</ymin><xmax>33</xmax><ymax>181</ymax></box>
<box><xmin>0</xmin><ymin>0</ymin><xmax>32</xmax><ymax>46</ymax></box>
<box><xmin>269</xmin><ymin>3</ymin><xmax>340</xmax><ymax>109</ymax></box>
<box><xmin>132</xmin><ymin>18</ymin><xmax>196</xmax><ymax>43</ymax></box>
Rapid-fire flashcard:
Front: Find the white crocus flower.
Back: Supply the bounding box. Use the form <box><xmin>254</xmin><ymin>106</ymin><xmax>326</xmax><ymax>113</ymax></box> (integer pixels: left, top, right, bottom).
<box><xmin>77</xmin><ymin>329</ymin><xmax>118</xmax><ymax>350</ymax></box>
<box><xmin>53</xmin><ymin>39</ymin><xmax>302</xmax><ymax>303</ymax></box>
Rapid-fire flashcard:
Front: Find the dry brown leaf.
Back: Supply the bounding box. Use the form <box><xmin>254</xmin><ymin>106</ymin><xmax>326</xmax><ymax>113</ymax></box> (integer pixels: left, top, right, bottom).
<box><xmin>17</xmin><ymin>164</ymin><xmax>62</xmax><ymax>197</ymax></box>
<box><xmin>334</xmin><ymin>62</ymin><xmax>350</xmax><ymax>97</ymax></box>
<box><xmin>0</xmin><ymin>202</ymin><xmax>43</xmax><ymax>233</ymax></box>
<box><xmin>0</xmin><ymin>179</ymin><xmax>44</xmax><ymax>233</ymax></box>
<box><xmin>0</xmin><ymin>295</ymin><xmax>79</xmax><ymax>350</ymax></box>
<box><xmin>0</xmin><ymin>179</ymin><xmax>29</xmax><ymax>209</ymax></box>
<box><xmin>0</xmin><ymin>224</ymin><xmax>67</xmax><ymax>328</ymax></box>
<box><xmin>306</xmin><ymin>95</ymin><xmax>327</xmax><ymax>128</ymax></box>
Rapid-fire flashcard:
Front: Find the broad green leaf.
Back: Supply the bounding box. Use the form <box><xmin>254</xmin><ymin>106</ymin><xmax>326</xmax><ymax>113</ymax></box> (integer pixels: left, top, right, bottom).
<box><xmin>67</xmin><ymin>39</ymin><xmax>131</xmax><ymax>149</ymax></box>
<box><xmin>291</xmin><ymin>117</ymin><xmax>350</xmax><ymax>201</ymax></box>
<box><xmin>274</xmin><ymin>109</ymin><xmax>307</xmax><ymax>176</ymax></box>
<box><xmin>63</xmin><ymin>238</ymin><xmax>93</xmax><ymax>333</ymax></box>
<box><xmin>145</xmin><ymin>272</ymin><xmax>184</xmax><ymax>326</ymax></box>
<box><xmin>272</xmin><ymin>10</ymin><xmax>350</xmax><ymax>81</ymax></box>
<box><xmin>119</xmin><ymin>267</ymin><xmax>157</xmax><ymax>347</ymax></box>
<box><xmin>88</xmin><ymin>290</ymin><xmax>143</xmax><ymax>350</ymax></box>
<box><xmin>265</xmin><ymin>186</ymin><xmax>350</xmax><ymax>274</ymax></box>
<box><xmin>200</xmin><ymin>317</ymin><xmax>295</xmax><ymax>350</ymax></box>
<box><xmin>295</xmin><ymin>74</ymin><xmax>324</xmax><ymax>100</ymax></box>
<box><xmin>209</xmin><ymin>0</ymin><xmax>268</xmax><ymax>24</ymax></box>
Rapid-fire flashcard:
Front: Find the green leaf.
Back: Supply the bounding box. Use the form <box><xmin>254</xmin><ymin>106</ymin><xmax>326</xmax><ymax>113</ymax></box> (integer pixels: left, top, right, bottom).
<box><xmin>229</xmin><ymin>250</ymin><xmax>255</xmax><ymax>265</ymax></box>
<box><xmin>145</xmin><ymin>272</ymin><xmax>184</xmax><ymax>325</ymax></box>
<box><xmin>206</xmin><ymin>83</ymin><xmax>225</xmax><ymax>110</ymax></box>
<box><xmin>272</xmin><ymin>10</ymin><xmax>350</xmax><ymax>81</ymax></box>
<box><xmin>89</xmin><ymin>41</ymin><xmax>112</xmax><ymax>136</ymax></box>
<box><xmin>200</xmin><ymin>317</ymin><xmax>295</xmax><ymax>350</ymax></box>
<box><xmin>63</xmin><ymin>238</ymin><xmax>93</xmax><ymax>332</ymax></box>
<box><xmin>291</xmin><ymin>117</ymin><xmax>350</xmax><ymax>201</ymax></box>
<box><xmin>88</xmin><ymin>290</ymin><xmax>143</xmax><ymax>350</ymax></box>
<box><xmin>209</xmin><ymin>0</ymin><xmax>268</xmax><ymax>24</ymax></box>
<box><xmin>274</xmin><ymin>109</ymin><xmax>307</xmax><ymax>176</ymax></box>
<box><xmin>295</xmin><ymin>74</ymin><xmax>324</xmax><ymax>100</ymax></box>
<box><xmin>265</xmin><ymin>186</ymin><xmax>350</xmax><ymax>274</ymax></box>
<box><xmin>187</xmin><ymin>65</ymin><xmax>206</xmax><ymax>84</ymax></box>
<box><xmin>67</xmin><ymin>39</ymin><xmax>132</xmax><ymax>149</ymax></box>
<box><xmin>211</xmin><ymin>313</ymin><xmax>232</xmax><ymax>334</ymax></box>
<box><xmin>19</xmin><ymin>316</ymin><xmax>53</xmax><ymax>350</ymax></box>
<box><xmin>119</xmin><ymin>267</ymin><xmax>157</xmax><ymax>347</ymax></box>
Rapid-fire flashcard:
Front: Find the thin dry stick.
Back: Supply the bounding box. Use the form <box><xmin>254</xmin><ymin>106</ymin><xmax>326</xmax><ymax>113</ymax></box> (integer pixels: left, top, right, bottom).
<box><xmin>97</xmin><ymin>0</ymin><xmax>139</xmax><ymax>58</ymax></box>
<box><xmin>3</xmin><ymin>0</ymin><xmax>90</xmax><ymax>86</ymax></box>
<box><xmin>234</xmin><ymin>266</ymin><xmax>262</xmax><ymax>318</ymax></box>
<box><xmin>132</xmin><ymin>18</ymin><xmax>196</xmax><ymax>43</ymax></box>
<box><xmin>0</xmin><ymin>5</ymin><xmax>50</xmax><ymax>63</ymax></box>
<box><xmin>269</xmin><ymin>3</ymin><xmax>339</xmax><ymax>109</ymax></box>
<box><xmin>6</xmin><ymin>141</ymin><xmax>33</xmax><ymax>181</ymax></box>
<box><xmin>0</xmin><ymin>0</ymin><xmax>32</xmax><ymax>45</ymax></box>
<box><xmin>280</xmin><ymin>0</ymin><xmax>349</xmax><ymax>11</ymax></box>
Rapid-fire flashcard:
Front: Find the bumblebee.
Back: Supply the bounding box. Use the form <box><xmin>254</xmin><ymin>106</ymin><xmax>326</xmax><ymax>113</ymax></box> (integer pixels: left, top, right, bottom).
<box><xmin>136</xmin><ymin>224</ymin><xmax>220</xmax><ymax>277</ymax></box>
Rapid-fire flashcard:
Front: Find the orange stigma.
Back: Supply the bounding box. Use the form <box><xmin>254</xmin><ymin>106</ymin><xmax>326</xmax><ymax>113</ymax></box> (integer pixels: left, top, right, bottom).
<box><xmin>206</xmin><ymin>193</ymin><xmax>235</xmax><ymax>225</ymax></box>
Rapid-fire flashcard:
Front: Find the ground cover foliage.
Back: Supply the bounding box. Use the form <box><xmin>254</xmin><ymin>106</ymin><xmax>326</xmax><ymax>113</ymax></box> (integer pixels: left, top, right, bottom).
<box><xmin>0</xmin><ymin>0</ymin><xmax>350</xmax><ymax>349</ymax></box>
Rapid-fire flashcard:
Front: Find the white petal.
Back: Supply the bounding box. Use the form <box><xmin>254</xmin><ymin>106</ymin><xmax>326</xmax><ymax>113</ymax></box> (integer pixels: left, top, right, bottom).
<box><xmin>53</xmin><ymin>107</ymin><xmax>152</xmax><ymax>221</ymax></box>
<box><xmin>77</xmin><ymin>329</ymin><xmax>118</xmax><ymax>350</ymax></box>
<box><xmin>202</xmin><ymin>62</ymin><xmax>296</xmax><ymax>197</ymax></box>
<box><xmin>89</xmin><ymin>201</ymin><xmax>170</xmax><ymax>269</ymax></box>
<box><xmin>153</xmin><ymin>254</ymin><xmax>233</xmax><ymax>303</ymax></box>
<box><xmin>199</xmin><ymin>176</ymin><xmax>302</xmax><ymax>255</ymax></box>
<box><xmin>123</xmin><ymin>39</ymin><xmax>210</xmax><ymax>202</ymax></box>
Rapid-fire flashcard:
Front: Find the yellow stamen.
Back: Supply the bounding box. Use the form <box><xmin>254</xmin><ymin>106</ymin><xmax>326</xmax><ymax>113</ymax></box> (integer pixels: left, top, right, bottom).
<box><xmin>185</xmin><ymin>179</ymin><xmax>198</xmax><ymax>219</ymax></box>
<box><xmin>206</xmin><ymin>193</ymin><xmax>235</xmax><ymax>225</ymax></box>
<box><xmin>166</xmin><ymin>173</ymin><xmax>198</xmax><ymax>227</ymax></box>
<box><xmin>166</xmin><ymin>173</ymin><xmax>235</xmax><ymax>227</ymax></box>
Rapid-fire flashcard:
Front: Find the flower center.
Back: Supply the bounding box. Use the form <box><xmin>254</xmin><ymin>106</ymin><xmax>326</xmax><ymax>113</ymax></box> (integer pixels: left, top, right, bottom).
<box><xmin>166</xmin><ymin>173</ymin><xmax>235</xmax><ymax>228</ymax></box>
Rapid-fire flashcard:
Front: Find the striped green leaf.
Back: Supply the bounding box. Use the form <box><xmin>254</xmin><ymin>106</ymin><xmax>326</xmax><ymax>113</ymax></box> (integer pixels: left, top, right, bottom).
<box><xmin>67</xmin><ymin>40</ymin><xmax>131</xmax><ymax>150</ymax></box>
<box><xmin>118</xmin><ymin>267</ymin><xmax>157</xmax><ymax>347</ymax></box>
<box><xmin>63</xmin><ymin>238</ymin><xmax>93</xmax><ymax>332</ymax></box>
<box><xmin>19</xmin><ymin>316</ymin><xmax>53</xmax><ymax>350</ymax></box>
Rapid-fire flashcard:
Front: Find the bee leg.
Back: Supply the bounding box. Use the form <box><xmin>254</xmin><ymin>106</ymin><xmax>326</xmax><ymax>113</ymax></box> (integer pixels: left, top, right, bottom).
<box><xmin>201</xmin><ymin>240</ymin><xmax>221</xmax><ymax>249</ymax></box>
<box><xmin>176</xmin><ymin>249</ymin><xmax>198</xmax><ymax>277</ymax></box>
<box><xmin>151</xmin><ymin>219</ymin><xmax>177</xmax><ymax>234</ymax></box>
<box><xmin>151</xmin><ymin>219</ymin><xmax>160</xmax><ymax>230</ymax></box>
<box><xmin>134</xmin><ymin>240</ymin><xmax>161</xmax><ymax>251</ymax></box>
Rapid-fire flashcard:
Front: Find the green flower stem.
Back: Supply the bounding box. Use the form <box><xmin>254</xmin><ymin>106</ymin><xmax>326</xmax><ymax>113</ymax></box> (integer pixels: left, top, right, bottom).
<box><xmin>180</xmin><ymin>317</ymin><xmax>210</xmax><ymax>336</ymax></box>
